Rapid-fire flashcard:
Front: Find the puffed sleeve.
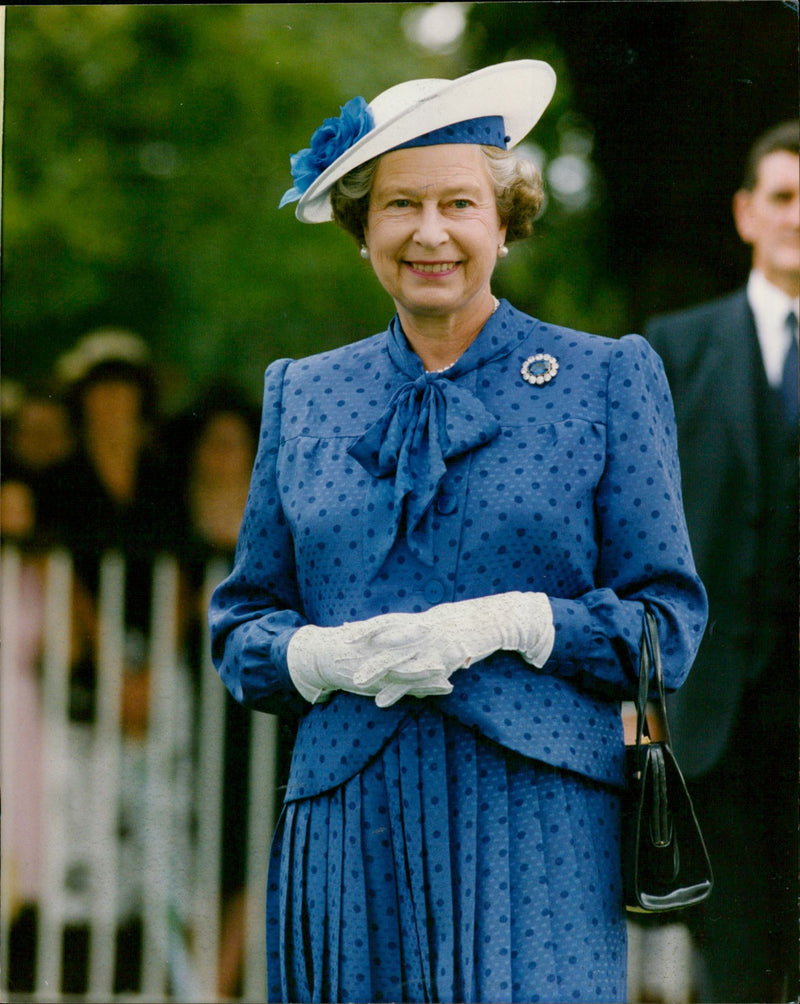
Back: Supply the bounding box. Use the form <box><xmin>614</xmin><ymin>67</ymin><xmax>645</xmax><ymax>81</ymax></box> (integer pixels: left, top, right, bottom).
<box><xmin>208</xmin><ymin>358</ymin><xmax>306</xmax><ymax>717</ymax></box>
<box><xmin>547</xmin><ymin>334</ymin><xmax>707</xmax><ymax>693</ymax></box>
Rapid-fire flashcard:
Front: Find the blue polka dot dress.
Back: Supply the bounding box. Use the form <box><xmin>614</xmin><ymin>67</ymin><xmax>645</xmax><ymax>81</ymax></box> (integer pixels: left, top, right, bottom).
<box><xmin>209</xmin><ymin>301</ymin><xmax>708</xmax><ymax>1003</ymax></box>
<box><xmin>268</xmin><ymin>710</ymin><xmax>626</xmax><ymax>1003</ymax></box>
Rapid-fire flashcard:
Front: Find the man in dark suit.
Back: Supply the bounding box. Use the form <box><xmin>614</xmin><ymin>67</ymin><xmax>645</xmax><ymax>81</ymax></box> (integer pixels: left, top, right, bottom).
<box><xmin>645</xmin><ymin>120</ymin><xmax>799</xmax><ymax>1004</ymax></box>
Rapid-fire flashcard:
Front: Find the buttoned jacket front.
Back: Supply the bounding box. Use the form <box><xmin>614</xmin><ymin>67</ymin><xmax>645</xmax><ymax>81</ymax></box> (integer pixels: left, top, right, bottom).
<box><xmin>210</xmin><ymin>301</ymin><xmax>707</xmax><ymax>798</ymax></box>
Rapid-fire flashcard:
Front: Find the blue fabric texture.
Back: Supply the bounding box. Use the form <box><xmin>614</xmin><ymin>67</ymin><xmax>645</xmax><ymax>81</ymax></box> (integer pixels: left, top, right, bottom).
<box><xmin>209</xmin><ymin>300</ymin><xmax>707</xmax><ymax>1002</ymax></box>
<box><xmin>391</xmin><ymin>115</ymin><xmax>509</xmax><ymax>151</ymax></box>
<box><xmin>347</xmin><ymin>315</ymin><xmax>503</xmax><ymax>570</ymax></box>
<box><xmin>268</xmin><ymin>709</ymin><xmax>627</xmax><ymax>1003</ymax></box>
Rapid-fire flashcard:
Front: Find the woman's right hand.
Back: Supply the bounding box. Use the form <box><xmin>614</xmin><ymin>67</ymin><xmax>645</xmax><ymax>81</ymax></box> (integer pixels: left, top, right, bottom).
<box><xmin>286</xmin><ymin>618</ymin><xmax>454</xmax><ymax>707</ymax></box>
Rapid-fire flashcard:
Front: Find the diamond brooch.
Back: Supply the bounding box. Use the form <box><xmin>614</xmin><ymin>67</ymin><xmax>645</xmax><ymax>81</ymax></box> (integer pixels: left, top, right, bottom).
<box><xmin>521</xmin><ymin>353</ymin><xmax>559</xmax><ymax>386</ymax></box>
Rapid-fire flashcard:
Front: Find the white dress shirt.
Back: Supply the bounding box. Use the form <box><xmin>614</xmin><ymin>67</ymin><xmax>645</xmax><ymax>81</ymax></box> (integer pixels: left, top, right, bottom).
<box><xmin>747</xmin><ymin>269</ymin><xmax>800</xmax><ymax>388</ymax></box>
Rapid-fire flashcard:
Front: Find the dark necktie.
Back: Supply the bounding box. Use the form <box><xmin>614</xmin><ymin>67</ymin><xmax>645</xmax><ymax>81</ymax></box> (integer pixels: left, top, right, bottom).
<box><xmin>782</xmin><ymin>311</ymin><xmax>798</xmax><ymax>425</ymax></box>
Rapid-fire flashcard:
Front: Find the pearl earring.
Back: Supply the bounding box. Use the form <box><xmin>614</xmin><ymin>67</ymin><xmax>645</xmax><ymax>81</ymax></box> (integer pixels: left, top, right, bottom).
<box><xmin>498</xmin><ymin>244</ymin><xmax>509</xmax><ymax>258</ymax></box>
<box><xmin>360</xmin><ymin>245</ymin><xmax>370</xmax><ymax>259</ymax></box>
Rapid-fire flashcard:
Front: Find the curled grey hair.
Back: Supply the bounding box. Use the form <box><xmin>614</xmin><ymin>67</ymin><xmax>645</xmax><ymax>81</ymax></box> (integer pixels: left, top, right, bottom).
<box><xmin>330</xmin><ymin>146</ymin><xmax>545</xmax><ymax>245</ymax></box>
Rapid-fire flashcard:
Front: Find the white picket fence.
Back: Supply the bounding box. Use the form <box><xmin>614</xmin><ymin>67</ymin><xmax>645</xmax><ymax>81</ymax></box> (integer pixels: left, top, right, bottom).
<box><xmin>1</xmin><ymin>545</ymin><xmax>693</xmax><ymax>1003</ymax></box>
<box><xmin>1</xmin><ymin>547</ymin><xmax>281</xmax><ymax>1003</ymax></box>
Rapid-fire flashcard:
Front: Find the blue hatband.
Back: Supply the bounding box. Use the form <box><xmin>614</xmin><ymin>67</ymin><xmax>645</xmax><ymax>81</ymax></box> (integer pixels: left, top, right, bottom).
<box><xmin>392</xmin><ymin>115</ymin><xmax>509</xmax><ymax>151</ymax></box>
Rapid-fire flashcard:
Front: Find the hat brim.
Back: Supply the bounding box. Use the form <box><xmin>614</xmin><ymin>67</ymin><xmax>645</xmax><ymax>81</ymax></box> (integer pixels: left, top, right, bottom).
<box><xmin>295</xmin><ymin>60</ymin><xmax>556</xmax><ymax>224</ymax></box>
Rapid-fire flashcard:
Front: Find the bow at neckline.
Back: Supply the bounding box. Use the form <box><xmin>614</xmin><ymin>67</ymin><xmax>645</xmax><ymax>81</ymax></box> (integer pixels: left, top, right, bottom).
<box><xmin>347</xmin><ymin>305</ymin><xmax>524</xmax><ymax>571</ymax></box>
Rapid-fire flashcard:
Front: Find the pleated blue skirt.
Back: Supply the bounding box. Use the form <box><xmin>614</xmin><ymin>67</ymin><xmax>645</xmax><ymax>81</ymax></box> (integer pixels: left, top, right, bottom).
<box><xmin>266</xmin><ymin>707</ymin><xmax>627</xmax><ymax>1003</ymax></box>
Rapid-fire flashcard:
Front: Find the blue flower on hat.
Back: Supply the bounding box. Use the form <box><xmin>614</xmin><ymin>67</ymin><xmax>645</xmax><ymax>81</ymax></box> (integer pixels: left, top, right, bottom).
<box><xmin>279</xmin><ymin>96</ymin><xmax>374</xmax><ymax>208</ymax></box>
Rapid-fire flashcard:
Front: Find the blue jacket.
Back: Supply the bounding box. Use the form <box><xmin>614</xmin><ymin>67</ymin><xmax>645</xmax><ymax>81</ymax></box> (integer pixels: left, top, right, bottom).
<box><xmin>209</xmin><ymin>301</ymin><xmax>707</xmax><ymax>796</ymax></box>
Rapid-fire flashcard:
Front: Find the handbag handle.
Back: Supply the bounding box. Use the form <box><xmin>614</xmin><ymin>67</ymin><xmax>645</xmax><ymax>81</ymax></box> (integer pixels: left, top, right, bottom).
<box><xmin>635</xmin><ymin>607</ymin><xmax>673</xmax><ymax>750</ymax></box>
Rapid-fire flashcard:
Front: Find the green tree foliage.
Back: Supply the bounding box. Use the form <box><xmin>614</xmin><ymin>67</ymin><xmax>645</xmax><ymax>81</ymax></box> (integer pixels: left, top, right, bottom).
<box><xmin>2</xmin><ymin>5</ymin><xmax>461</xmax><ymax>403</ymax></box>
<box><xmin>3</xmin><ymin>4</ymin><xmax>625</xmax><ymax>408</ymax></box>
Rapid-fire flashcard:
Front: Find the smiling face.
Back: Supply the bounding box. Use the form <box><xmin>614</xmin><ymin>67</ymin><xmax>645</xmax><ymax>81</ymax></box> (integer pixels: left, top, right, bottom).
<box><xmin>363</xmin><ymin>144</ymin><xmax>507</xmax><ymax>329</ymax></box>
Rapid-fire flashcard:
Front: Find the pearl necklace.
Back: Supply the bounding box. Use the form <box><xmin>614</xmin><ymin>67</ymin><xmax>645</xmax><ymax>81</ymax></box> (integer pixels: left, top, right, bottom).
<box><xmin>427</xmin><ymin>296</ymin><xmax>500</xmax><ymax>374</ymax></box>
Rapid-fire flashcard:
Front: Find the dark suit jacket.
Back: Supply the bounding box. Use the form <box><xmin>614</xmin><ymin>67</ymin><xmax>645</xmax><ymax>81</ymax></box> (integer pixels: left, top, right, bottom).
<box><xmin>646</xmin><ymin>287</ymin><xmax>798</xmax><ymax>778</ymax></box>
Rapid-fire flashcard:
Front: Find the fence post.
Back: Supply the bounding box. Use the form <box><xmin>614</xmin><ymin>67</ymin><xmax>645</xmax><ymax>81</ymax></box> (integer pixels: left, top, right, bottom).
<box><xmin>2</xmin><ymin>547</ymin><xmax>284</xmax><ymax>1003</ymax></box>
<box><xmin>36</xmin><ymin>549</ymin><xmax>74</xmax><ymax>997</ymax></box>
<box><xmin>242</xmin><ymin>711</ymin><xmax>278</xmax><ymax>1003</ymax></box>
<box><xmin>0</xmin><ymin>546</ymin><xmax>23</xmax><ymax>992</ymax></box>
<box><xmin>192</xmin><ymin>557</ymin><xmax>230</xmax><ymax>998</ymax></box>
<box><xmin>141</xmin><ymin>554</ymin><xmax>183</xmax><ymax>1000</ymax></box>
<box><xmin>87</xmin><ymin>551</ymin><xmax>126</xmax><ymax>998</ymax></box>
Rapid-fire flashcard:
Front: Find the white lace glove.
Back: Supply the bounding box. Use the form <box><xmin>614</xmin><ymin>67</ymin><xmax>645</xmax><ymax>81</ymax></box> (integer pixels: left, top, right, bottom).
<box><xmin>353</xmin><ymin>591</ymin><xmax>554</xmax><ymax>698</ymax></box>
<box><xmin>287</xmin><ymin>618</ymin><xmax>454</xmax><ymax>707</ymax></box>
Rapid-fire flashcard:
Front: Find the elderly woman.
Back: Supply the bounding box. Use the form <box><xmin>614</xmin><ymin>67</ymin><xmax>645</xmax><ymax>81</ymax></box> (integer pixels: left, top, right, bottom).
<box><xmin>209</xmin><ymin>61</ymin><xmax>707</xmax><ymax>1004</ymax></box>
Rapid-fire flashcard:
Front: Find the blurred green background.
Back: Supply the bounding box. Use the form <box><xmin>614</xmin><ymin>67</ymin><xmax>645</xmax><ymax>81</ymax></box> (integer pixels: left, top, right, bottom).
<box><xmin>2</xmin><ymin>2</ymin><xmax>797</xmax><ymax>412</ymax></box>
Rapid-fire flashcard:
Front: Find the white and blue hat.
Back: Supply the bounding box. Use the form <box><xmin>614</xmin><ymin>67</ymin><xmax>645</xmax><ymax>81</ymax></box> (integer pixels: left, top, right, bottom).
<box><xmin>281</xmin><ymin>59</ymin><xmax>557</xmax><ymax>224</ymax></box>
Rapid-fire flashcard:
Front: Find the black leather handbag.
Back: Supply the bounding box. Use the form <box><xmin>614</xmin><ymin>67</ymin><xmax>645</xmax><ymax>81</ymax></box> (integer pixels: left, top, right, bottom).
<box><xmin>622</xmin><ymin>608</ymin><xmax>713</xmax><ymax>913</ymax></box>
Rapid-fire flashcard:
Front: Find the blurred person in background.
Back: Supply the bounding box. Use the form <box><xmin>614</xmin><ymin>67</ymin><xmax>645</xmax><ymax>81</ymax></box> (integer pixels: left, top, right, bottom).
<box><xmin>38</xmin><ymin>327</ymin><xmax>185</xmax><ymax>728</ymax></box>
<box><xmin>644</xmin><ymin>120</ymin><xmax>799</xmax><ymax>1004</ymax></box>
<box><xmin>41</xmin><ymin>328</ymin><xmax>181</xmax><ymax>577</ymax></box>
<box><xmin>28</xmin><ymin>328</ymin><xmax>194</xmax><ymax>994</ymax></box>
<box><xmin>2</xmin><ymin>475</ymin><xmax>49</xmax><ymax>994</ymax></box>
<box><xmin>0</xmin><ymin>376</ymin><xmax>106</xmax><ymax>992</ymax></box>
<box><xmin>4</xmin><ymin>379</ymin><xmax>76</xmax><ymax>480</ymax></box>
<box><xmin>1</xmin><ymin>380</ymin><xmax>82</xmax><ymax>994</ymax></box>
<box><xmin>168</xmin><ymin>381</ymin><xmax>292</xmax><ymax>998</ymax></box>
<box><xmin>1</xmin><ymin>470</ymin><xmax>39</xmax><ymax>546</ymax></box>
<box><xmin>210</xmin><ymin>61</ymin><xmax>707</xmax><ymax>1003</ymax></box>
<box><xmin>168</xmin><ymin>382</ymin><xmax>263</xmax><ymax>565</ymax></box>
<box><xmin>1</xmin><ymin>378</ymin><xmax>75</xmax><ymax>547</ymax></box>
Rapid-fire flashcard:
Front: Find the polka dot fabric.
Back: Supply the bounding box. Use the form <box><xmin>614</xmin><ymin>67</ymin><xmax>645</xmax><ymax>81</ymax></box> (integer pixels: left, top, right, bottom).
<box><xmin>268</xmin><ymin>709</ymin><xmax>626</xmax><ymax>1003</ymax></box>
<box><xmin>394</xmin><ymin>115</ymin><xmax>509</xmax><ymax>151</ymax></box>
<box><xmin>209</xmin><ymin>300</ymin><xmax>708</xmax><ymax>1002</ymax></box>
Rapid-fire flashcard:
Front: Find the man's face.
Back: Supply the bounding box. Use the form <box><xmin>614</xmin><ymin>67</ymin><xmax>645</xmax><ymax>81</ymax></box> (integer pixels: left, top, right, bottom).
<box><xmin>733</xmin><ymin>149</ymin><xmax>800</xmax><ymax>295</ymax></box>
